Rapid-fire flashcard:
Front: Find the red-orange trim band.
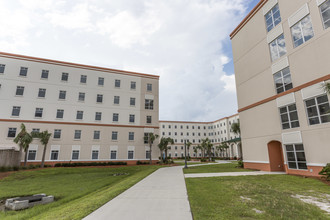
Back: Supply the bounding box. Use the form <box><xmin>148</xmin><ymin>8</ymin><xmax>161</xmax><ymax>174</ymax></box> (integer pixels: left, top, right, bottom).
<box><xmin>0</xmin><ymin>118</ymin><xmax>159</xmax><ymax>129</ymax></box>
<box><xmin>238</xmin><ymin>74</ymin><xmax>330</xmax><ymax>113</ymax></box>
<box><xmin>0</xmin><ymin>52</ymin><xmax>159</xmax><ymax>79</ymax></box>
<box><xmin>230</xmin><ymin>0</ymin><xmax>267</xmax><ymax>39</ymax></box>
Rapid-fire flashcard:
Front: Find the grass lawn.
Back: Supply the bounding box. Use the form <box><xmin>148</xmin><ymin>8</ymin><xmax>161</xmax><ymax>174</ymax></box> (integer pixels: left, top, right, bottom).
<box><xmin>0</xmin><ymin>165</ymin><xmax>159</xmax><ymax>220</ymax></box>
<box><xmin>183</xmin><ymin>161</ymin><xmax>252</xmax><ymax>174</ymax></box>
<box><xmin>186</xmin><ymin>175</ymin><xmax>330</xmax><ymax>219</ymax></box>
<box><xmin>174</xmin><ymin>161</ymin><xmax>215</xmax><ymax>166</ymax></box>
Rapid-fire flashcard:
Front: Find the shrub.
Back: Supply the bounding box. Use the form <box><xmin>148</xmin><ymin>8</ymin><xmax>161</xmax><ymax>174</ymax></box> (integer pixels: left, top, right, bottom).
<box><xmin>54</xmin><ymin>161</ymin><xmax>127</xmax><ymax>167</ymax></box>
<box><xmin>136</xmin><ymin>161</ymin><xmax>149</xmax><ymax>165</ymax></box>
<box><xmin>200</xmin><ymin>158</ymin><xmax>207</xmax><ymax>162</ymax></box>
<box><xmin>319</xmin><ymin>163</ymin><xmax>330</xmax><ymax>181</ymax></box>
<box><xmin>237</xmin><ymin>160</ymin><xmax>244</xmax><ymax>168</ymax></box>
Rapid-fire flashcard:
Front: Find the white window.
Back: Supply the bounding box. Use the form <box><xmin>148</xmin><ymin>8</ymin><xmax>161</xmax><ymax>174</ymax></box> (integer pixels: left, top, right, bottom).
<box><xmin>115</xmin><ymin>79</ymin><xmax>121</xmax><ymax>88</ymax></box>
<box><xmin>94</xmin><ymin>131</ymin><xmax>100</xmax><ymax>140</ymax></box>
<box><xmin>147</xmin><ymin>83</ymin><xmax>152</xmax><ymax>91</ymax></box>
<box><xmin>28</xmin><ymin>150</ymin><xmax>36</xmax><ymax>160</ymax></box>
<box><xmin>8</xmin><ymin>128</ymin><xmax>17</xmax><ymax>138</ymax></box>
<box><xmin>50</xmin><ymin>150</ymin><xmax>59</xmax><ymax>160</ymax></box>
<box><xmin>128</xmin><ymin>132</ymin><xmax>134</xmax><ymax>141</ymax></box>
<box><xmin>78</xmin><ymin>92</ymin><xmax>85</xmax><ymax>101</ymax></box>
<box><xmin>12</xmin><ymin>106</ymin><xmax>21</xmax><ymax>116</ymax></box>
<box><xmin>279</xmin><ymin>104</ymin><xmax>300</xmax><ymax>129</ymax></box>
<box><xmin>112</xmin><ymin>131</ymin><xmax>118</xmax><ymax>140</ymax></box>
<box><xmin>146</xmin><ymin>150</ymin><xmax>150</xmax><ymax>159</ymax></box>
<box><xmin>74</xmin><ymin>130</ymin><xmax>81</xmax><ymax>139</ymax></box>
<box><xmin>56</xmin><ymin>109</ymin><xmax>64</xmax><ymax>119</ymax></box>
<box><xmin>114</xmin><ymin>96</ymin><xmax>120</xmax><ymax>104</ymax></box>
<box><xmin>269</xmin><ymin>34</ymin><xmax>287</xmax><ymax>62</ymax></box>
<box><xmin>131</xmin><ymin>81</ymin><xmax>136</xmax><ymax>90</ymax></box>
<box><xmin>59</xmin><ymin>90</ymin><xmax>66</xmax><ymax>100</ymax></box>
<box><xmin>80</xmin><ymin>75</ymin><xmax>87</xmax><ymax>83</ymax></box>
<box><xmin>129</xmin><ymin>114</ymin><xmax>135</xmax><ymax>123</ymax></box>
<box><xmin>76</xmin><ymin>111</ymin><xmax>83</xmax><ymax>120</ymax></box>
<box><xmin>97</xmin><ymin>94</ymin><xmax>103</xmax><ymax>103</ymax></box>
<box><xmin>320</xmin><ymin>0</ymin><xmax>330</xmax><ymax>29</ymax></box>
<box><xmin>0</xmin><ymin>64</ymin><xmax>5</xmax><ymax>73</ymax></box>
<box><xmin>285</xmin><ymin>144</ymin><xmax>307</xmax><ymax>170</ymax></box>
<box><xmin>128</xmin><ymin>150</ymin><xmax>134</xmax><ymax>159</ymax></box>
<box><xmin>110</xmin><ymin>150</ymin><xmax>117</xmax><ymax>159</ymax></box>
<box><xmin>61</xmin><ymin>72</ymin><xmax>69</xmax><ymax>81</ymax></box>
<box><xmin>19</xmin><ymin>67</ymin><xmax>28</xmax><ymax>76</ymax></box>
<box><xmin>273</xmin><ymin>67</ymin><xmax>292</xmax><ymax>94</ymax></box>
<box><xmin>16</xmin><ymin>86</ymin><xmax>24</xmax><ymax>96</ymax></box>
<box><xmin>291</xmin><ymin>15</ymin><xmax>314</xmax><ymax>48</ymax></box>
<box><xmin>265</xmin><ymin>4</ymin><xmax>281</xmax><ymax>32</ymax></box>
<box><xmin>98</xmin><ymin>77</ymin><xmax>104</xmax><ymax>86</ymax></box>
<box><xmin>145</xmin><ymin>99</ymin><xmax>154</xmax><ymax>110</ymax></box>
<box><xmin>92</xmin><ymin>150</ymin><xmax>99</xmax><ymax>160</ymax></box>
<box><xmin>41</xmin><ymin>70</ymin><xmax>49</xmax><ymax>79</ymax></box>
<box><xmin>54</xmin><ymin>129</ymin><xmax>61</xmax><ymax>139</ymax></box>
<box><xmin>95</xmin><ymin>112</ymin><xmax>102</xmax><ymax>121</ymax></box>
<box><xmin>113</xmin><ymin>113</ymin><xmax>119</xmax><ymax>122</ymax></box>
<box><xmin>35</xmin><ymin>108</ymin><xmax>43</xmax><ymax>118</ymax></box>
<box><xmin>38</xmin><ymin>88</ymin><xmax>46</xmax><ymax>98</ymax></box>
<box><xmin>72</xmin><ymin>150</ymin><xmax>80</xmax><ymax>160</ymax></box>
<box><xmin>130</xmin><ymin>97</ymin><xmax>136</xmax><ymax>106</ymax></box>
<box><xmin>305</xmin><ymin>94</ymin><xmax>330</xmax><ymax>125</ymax></box>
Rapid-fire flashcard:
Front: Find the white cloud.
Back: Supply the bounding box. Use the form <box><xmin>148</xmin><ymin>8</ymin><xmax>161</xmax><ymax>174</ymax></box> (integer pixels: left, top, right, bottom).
<box><xmin>0</xmin><ymin>0</ymin><xmax>251</xmax><ymax>121</ymax></box>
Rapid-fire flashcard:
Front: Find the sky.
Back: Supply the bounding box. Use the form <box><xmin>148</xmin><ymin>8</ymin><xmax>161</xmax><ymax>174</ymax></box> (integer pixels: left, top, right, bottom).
<box><xmin>0</xmin><ymin>0</ymin><xmax>260</xmax><ymax>122</ymax></box>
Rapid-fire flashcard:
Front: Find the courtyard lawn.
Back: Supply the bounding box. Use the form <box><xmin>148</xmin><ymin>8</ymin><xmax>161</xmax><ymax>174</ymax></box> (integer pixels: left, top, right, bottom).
<box><xmin>183</xmin><ymin>161</ymin><xmax>252</xmax><ymax>174</ymax></box>
<box><xmin>186</xmin><ymin>175</ymin><xmax>330</xmax><ymax>219</ymax></box>
<box><xmin>0</xmin><ymin>166</ymin><xmax>159</xmax><ymax>220</ymax></box>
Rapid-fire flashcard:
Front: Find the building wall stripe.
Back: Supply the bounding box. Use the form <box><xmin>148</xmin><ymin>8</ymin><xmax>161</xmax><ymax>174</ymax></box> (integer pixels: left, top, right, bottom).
<box><xmin>238</xmin><ymin>74</ymin><xmax>330</xmax><ymax>113</ymax></box>
<box><xmin>0</xmin><ymin>119</ymin><xmax>159</xmax><ymax>129</ymax></box>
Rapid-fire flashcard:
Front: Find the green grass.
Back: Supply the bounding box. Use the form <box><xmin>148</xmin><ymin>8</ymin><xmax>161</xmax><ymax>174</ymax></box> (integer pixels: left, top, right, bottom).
<box><xmin>174</xmin><ymin>161</ymin><xmax>214</xmax><ymax>166</ymax></box>
<box><xmin>183</xmin><ymin>162</ymin><xmax>252</xmax><ymax>174</ymax></box>
<box><xmin>186</xmin><ymin>175</ymin><xmax>330</xmax><ymax>219</ymax></box>
<box><xmin>0</xmin><ymin>166</ymin><xmax>159</xmax><ymax>219</ymax></box>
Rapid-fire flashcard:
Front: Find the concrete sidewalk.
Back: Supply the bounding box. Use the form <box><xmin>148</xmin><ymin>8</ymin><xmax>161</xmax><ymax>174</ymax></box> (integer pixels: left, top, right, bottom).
<box><xmin>185</xmin><ymin>171</ymin><xmax>286</xmax><ymax>178</ymax></box>
<box><xmin>83</xmin><ymin>166</ymin><xmax>192</xmax><ymax>220</ymax></box>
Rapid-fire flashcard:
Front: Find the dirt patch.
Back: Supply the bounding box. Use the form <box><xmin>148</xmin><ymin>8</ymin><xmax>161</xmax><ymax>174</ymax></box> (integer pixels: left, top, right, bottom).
<box><xmin>292</xmin><ymin>194</ymin><xmax>330</xmax><ymax>214</ymax></box>
<box><xmin>0</xmin><ymin>172</ymin><xmax>12</xmax><ymax>180</ymax></box>
<box><xmin>240</xmin><ymin>196</ymin><xmax>252</xmax><ymax>202</ymax></box>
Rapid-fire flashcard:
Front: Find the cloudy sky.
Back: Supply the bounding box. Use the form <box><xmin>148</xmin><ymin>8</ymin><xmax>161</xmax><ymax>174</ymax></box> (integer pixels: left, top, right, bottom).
<box><xmin>0</xmin><ymin>0</ymin><xmax>259</xmax><ymax>121</ymax></box>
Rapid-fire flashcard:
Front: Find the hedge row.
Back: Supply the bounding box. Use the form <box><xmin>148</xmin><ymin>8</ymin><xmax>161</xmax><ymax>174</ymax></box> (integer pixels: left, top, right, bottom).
<box><xmin>54</xmin><ymin>161</ymin><xmax>127</xmax><ymax>167</ymax></box>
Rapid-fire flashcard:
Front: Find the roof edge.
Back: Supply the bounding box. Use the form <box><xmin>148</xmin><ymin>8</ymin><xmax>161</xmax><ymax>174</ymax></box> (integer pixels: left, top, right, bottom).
<box><xmin>230</xmin><ymin>0</ymin><xmax>267</xmax><ymax>39</ymax></box>
<box><xmin>159</xmin><ymin>113</ymin><xmax>239</xmax><ymax>124</ymax></box>
<box><xmin>0</xmin><ymin>51</ymin><xmax>159</xmax><ymax>79</ymax></box>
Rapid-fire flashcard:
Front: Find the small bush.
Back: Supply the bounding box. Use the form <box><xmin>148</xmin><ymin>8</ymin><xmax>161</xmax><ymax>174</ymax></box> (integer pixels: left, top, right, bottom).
<box><xmin>200</xmin><ymin>158</ymin><xmax>207</xmax><ymax>162</ymax></box>
<box><xmin>319</xmin><ymin>163</ymin><xmax>330</xmax><ymax>181</ymax></box>
<box><xmin>54</xmin><ymin>161</ymin><xmax>127</xmax><ymax>167</ymax></box>
<box><xmin>237</xmin><ymin>160</ymin><xmax>244</xmax><ymax>168</ymax></box>
<box><xmin>136</xmin><ymin>161</ymin><xmax>149</xmax><ymax>165</ymax></box>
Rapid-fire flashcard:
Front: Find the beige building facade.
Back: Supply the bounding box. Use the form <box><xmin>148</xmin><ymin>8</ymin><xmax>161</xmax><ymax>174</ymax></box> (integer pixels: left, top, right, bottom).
<box><xmin>160</xmin><ymin>114</ymin><xmax>240</xmax><ymax>159</ymax></box>
<box><xmin>231</xmin><ymin>0</ymin><xmax>330</xmax><ymax>176</ymax></box>
<box><xmin>0</xmin><ymin>52</ymin><xmax>160</xmax><ymax>165</ymax></box>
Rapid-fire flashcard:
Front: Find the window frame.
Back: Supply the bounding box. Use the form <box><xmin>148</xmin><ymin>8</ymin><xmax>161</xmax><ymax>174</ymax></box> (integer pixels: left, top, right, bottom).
<box><xmin>269</xmin><ymin>34</ymin><xmax>287</xmax><ymax>62</ymax></box>
<box><xmin>291</xmin><ymin>15</ymin><xmax>314</xmax><ymax>48</ymax></box>
<box><xmin>41</xmin><ymin>70</ymin><xmax>49</xmax><ymax>79</ymax></box>
<box><xmin>0</xmin><ymin>64</ymin><xmax>5</xmax><ymax>74</ymax></box>
<box><xmin>98</xmin><ymin>77</ymin><xmax>104</xmax><ymax>86</ymax></box>
<box><xmin>35</xmin><ymin>108</ymin><xmax>43</xmax><ymax>118</ymax></box>
<box><xmin>7</xmin><ymin>128</ymin><xmax>17</xmax><ymax>138</ymax></box>
<box><xmin>74</xmin><ymin>130</ymin><xmax>82</xmax><ymax>140</ymax></box>
<box><xmin>115</xmin><ymin>79</ymin><xmax>121</xmax><ymax>88</ymax></box>
<box><xmin>279</xmin><ymin>104</ymin><xmax>300</xmax><ymax>130</ymax></box>
<box><xmin>61</xmin><ymin>72</ymin><xmax>69</xmax><ymax>81</ymax></box>
<box><xmin>273</xmin><ymin>67</ymin><xmax>293</xmax><ymax>94</ymax></box>
<box><xmin>320</xmin><ymin>0</ymin><xmax>330</xmax><ymax>29</ymax></box>
<box><xmin>92</xmin><ymin>150</ymin><xmax>99</xmax><ymax>160</ymax></box>
<box><xmin>27</xmin><ymin>150</ymin><xmax>37</xmax><ymax>161</ymax></box>
<box><xmin>11</xmin><ymin>106</ymin><xmax>21</xmax><ymax>117</ymax></box>
<box><xmin>16</xmin><ymin>86</ymin><xmax>25</xmax><ymax>96</ymax></box>
<box><xmin>38</xmin><ymin>88</ymin><xmax>46</xmax><ymax>98</ymax></box>
<box><xmin>304</xmin><ymin>94</ymin><xmax>330</xmax><ymax>125</ymax></box>
<box><xmin>54</xmin><ymin>129</ymin><xmax>61</xmax><ymax>139</ymax></box>
<box><xmin>56</xmin><ymin>109</ymin><xmax>64</xmax><ymax>119</ymax></box>
<box><xmin>19</xmin><ymin>67</ymin><xmax>28</xmax><ymax>77</ymax></box>
<box><xmin>285</xmin><ymin>144</ymin><xmax>307</xmax><ymax>170</ymax></box>
<box><xmin>72</xmin><ymin>150</ymin><xmax>80</xmax><ymax>160</ymax></box>
<box><xmin>76</xmin><ymin>111</ymin><xmax>84</xmax><ymax>120</ymax></box>
<box><xmin>50</xmin><ymin>150</ymin><xmax>59</xmax><ymax>160</ymax></box>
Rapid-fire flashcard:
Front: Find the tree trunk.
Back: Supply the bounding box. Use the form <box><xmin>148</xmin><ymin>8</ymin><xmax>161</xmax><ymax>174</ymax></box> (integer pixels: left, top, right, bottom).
<box><xmin>24</xmin><ymin>150</ymin><xmax>28</xmax><ymax>167</ymax></box>
<box><xmin>18</xmin><ymin>145</ymin><xmax>23</xmax><ymax>167</ymax></box>
<box><xmin>165</xmin><ymin>148</ymin><xmax>168</xmax><ymax>162</ymax></box>
<box><xmin>149</xmin><ymin>141</ymin><xmax>152</xmax><ymax>165</ymax></box>
<box><xmin>41</xmin><ymin>144</ymin><xmax>47</xmax><ymax>168</ymax></box>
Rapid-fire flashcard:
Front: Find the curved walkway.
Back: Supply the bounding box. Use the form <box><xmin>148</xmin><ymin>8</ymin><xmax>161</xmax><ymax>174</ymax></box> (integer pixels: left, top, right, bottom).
<box><xmin>83</xmin><ymin>166</ymin><xmax>192</xmax><ymax>220</ymax></box>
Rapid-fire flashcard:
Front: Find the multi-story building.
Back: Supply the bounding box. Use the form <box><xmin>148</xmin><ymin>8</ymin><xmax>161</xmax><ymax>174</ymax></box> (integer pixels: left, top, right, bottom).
<box><xmin>231</xmin><ymin>0</ymin><xmax>330</xmax><ymax>176</ymax></box>
<box><xmin>0</xmin><ymin>52</ymin><xmax>160</xmax><ymax>165</ymax></box>
<box><xmin>159</xmin><ymin>114</ymin><xmax>240</xmax><ymax>159</ymax></box>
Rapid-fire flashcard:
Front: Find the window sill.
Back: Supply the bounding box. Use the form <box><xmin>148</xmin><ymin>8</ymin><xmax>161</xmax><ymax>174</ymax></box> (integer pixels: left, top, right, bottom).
<box><xmin>55</xmin><ymin>118</ymin><xmax>64</xmax><ymax>120</ymax></box>
<box><xmin>37</xmin><ymin>97</ymin><xmax>46</xmax><ymax>99</ymax></box>
<box><xmin>80</xmin><ymin>83</ymin><xmax>87</xmax><ymax>85</ymax></box>
<box><xmin>96</xmin><ymin>102</ymin><xmax>103</xmax><ymax>104</ymax></box>
<box><xmin>10</xmin><ymin>116</ymin><xmax>20</xmax><ymax>118</ymax></box>
<box><xmin>58</xmin><ymin>99</ymin><xmax>66</xmax><ymax>101</ymax></box>
<box><xmin>53</xmin><ymin>139</ymin><xmax>61</xmax><ymax>141</ymax></box>
<box><xmin>18</xmin><ymin>75</ymin><xmax>27</xmax><ymax>78</ymax></box>
<box><xmin>40</xmin><ymin>78</ymin><xmax>48</xmax><ymax>80</ymax></box>
<box><xmin>73</xmin><ymin>139</ymin><xmax>81</xmax><ymax>141</ymax></box>
<box><xmin>93</xmin><ymin>140</ymin><xmax>100</xmax><ymax>142</ymax></box>
<box><xmin>15</xmin><ymin>95</ymin><xmax>24</xmax><ymax>97</ymax></box>
<box><xmin>78</xmin><ymin>100</ymin><xmax>85</xmax><ymax>103</ymax></box>
<box><xmin>61</xmin><ymin>80</ymin><xmax>68</xmax><ymax>83</ymax></box>
<box><xmin>34</xmin><ymin>117</ymin><xmax>43</xmax><ymax>119</ymax></box>
<box><xmin>111</xmin><ymin>140</ymin><xmax>118</xmax><ymax>142</ymax></box>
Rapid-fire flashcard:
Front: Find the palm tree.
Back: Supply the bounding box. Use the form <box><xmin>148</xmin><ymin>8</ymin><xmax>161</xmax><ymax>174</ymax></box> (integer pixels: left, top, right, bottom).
<box><xmin>231</xmin><ymin>121</ymin><xmax>242</xmax><ymax>160</ymax></box>
<box><xmin>13</xmin><ymin>123</ymin><xmax>28</xmax><ymax>167</ymax></box>
<box><xmin>201</xmin><ymin>138</ymin><xmax>213</xmax><ymax>161</ymax></box>
<box><xmin>324</xmin><ymin>82</ymin><xmax>330</xmax><ymax>94</ymax></box>
<box><xmin>34</xmin><ymin>130</ymin><xmax>52</xmax><ymax>168</ymax></box>
<box><xmin>193</xmin><ymin>146</ymin><xmax>198</xmax><ymax>158</ymax></box>
<box><xmin>186</xmin><ymin>141</ymin><xmax>192</xmax><ymax>159</ymax></box>
<box><xmin>22</xmin><ymin>133</ymin><xmax>33</xmax><ymax>167</ymax></box>
<box><xmin>144</xmin><ymin>133</ymin><xmax>159</xmax><ymax>165</ymax></box>
<box><xmin>158</xmin><ymin>137</ymin><xmax>173</xmax><ymax>163</ymax></box>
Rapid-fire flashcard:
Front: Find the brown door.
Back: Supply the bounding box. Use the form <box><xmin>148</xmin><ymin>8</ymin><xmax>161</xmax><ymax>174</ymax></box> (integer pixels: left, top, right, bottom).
<box><xmin>267</xmin><ymin>141</ymin><xmax>285</xmax><ymax>172</ymax></box>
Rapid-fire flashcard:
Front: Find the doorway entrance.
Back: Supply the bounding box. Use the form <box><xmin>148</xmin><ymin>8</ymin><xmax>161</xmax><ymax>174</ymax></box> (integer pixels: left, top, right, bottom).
<box><xmin>267</xmin><ymin>141</ymin><xmax>285</xmax><ymax>172</ymax></box>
